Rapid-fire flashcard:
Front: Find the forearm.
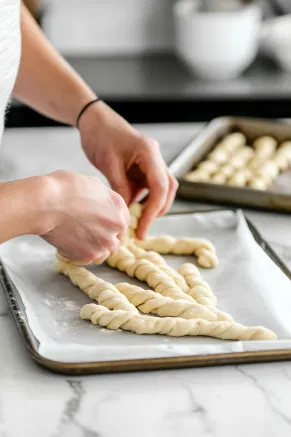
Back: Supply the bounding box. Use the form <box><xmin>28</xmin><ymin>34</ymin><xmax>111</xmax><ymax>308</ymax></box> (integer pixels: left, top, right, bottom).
<box><xmin>0</xmin><ymin>177</ymin><xmax>46</xmax><ymax>242</ymax></box>
<box><xmin>13</xmin><ymin>3</ymin><xmax>96</xmax><ymax>126</ymax></box>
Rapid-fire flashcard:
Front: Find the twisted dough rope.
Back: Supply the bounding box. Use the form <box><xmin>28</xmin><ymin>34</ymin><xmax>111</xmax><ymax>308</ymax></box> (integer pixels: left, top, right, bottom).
<box><xmin>106</xmin><ymin>246</ymin><xmax>194</xmax><ymax>302</ymax></box>
<box><xmin>134</xmin><ymin>235</ymin><xmax>218</xmax><ymax>268</ymax></box>
<box><xmin>81</xmin><ymin>304</ymin><xmax>276</xmax><ymax>340</ymax></box>
<box><xmin>115</xmin><ymin>282</ymin><xmax>232</xmax><ymax>322</ymax></box>
<box><xmin>249</xmin><ymin>141</ymin><xmax>291</xmax><ymax>190</ymax></box>
<box><xmin>178</xmin><ymin>263</ymin><xmax>217</xmax><ymax>308</ymax></box>
<box><xmin>248</xmin><ymin>136</ymin><xmax>277</xmax><ymax>172</ymax></box>
<box><xmin>215</xmin><ymin>132</ymin><xmax>246</xmax><ymax>154</ymax></box>
<box><xmin>126</xmin><ymin>240</ymin><xmax>189</xmax><ymax>292</ymax></box>
<box><xmin>210</xmin><ymin>146</ymin><xmax>253</xmax><ymax>185</ymax></box>
<box><xmin>57</xmin><ymin>203</ymin><xmax>276</xmax><ymax>340</ymax></box>
<box><xmin>185</xmin><ymin>133</ymin><xmax>247</xmax><ymax>184</ymax></box>
<box><xmin>56</xmin><ymin>254</ymin><xmax>138</xmax><ymax>314</ymax></box>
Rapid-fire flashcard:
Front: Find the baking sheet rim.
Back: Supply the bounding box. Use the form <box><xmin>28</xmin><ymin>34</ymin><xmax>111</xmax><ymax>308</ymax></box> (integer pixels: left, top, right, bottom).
<box><xmin>1</xmin><ymin>209</ymin><xmax>291</xmax><ymax>375</ymax></box>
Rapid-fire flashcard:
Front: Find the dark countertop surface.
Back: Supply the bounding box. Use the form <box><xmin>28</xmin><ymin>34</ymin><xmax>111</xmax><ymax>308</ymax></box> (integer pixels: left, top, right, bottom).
<box><xmin>8</xmin><ymin>54</ymin><xmax>291</xmax><ymax>127</ymax></box>
<box><xmin>66</xmin><ymin>54</ymin><xmax>291</xmax><ymax>100</ymax></box>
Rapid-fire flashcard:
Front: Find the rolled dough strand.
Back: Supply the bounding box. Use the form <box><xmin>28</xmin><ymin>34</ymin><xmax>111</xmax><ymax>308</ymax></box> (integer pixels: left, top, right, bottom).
<box><xmin>56</xmin><ymin>255</ymin><xmax>138</xmax><ymax>314</ymax></box>
<box><xmin>248</xmin><ymin>136</ymin><xmax>277</xmax><ymax>171</ymax></box>
<box><xmin>81</xmin><ymin>304</ymin><xmax>277</xmax><ymax>340</ymax></box>
<box><xmin>197</xmin><ymin>160</ymin><xmax>219</xmax><ymax>175</ymax></box>
<box><xmin>209</xmin><ymin>173</ymin><xmax>228</xmax><ymax>185</ymax></box>
<box><xmin>273</xmin><ymin>142</ymin><xmax>291</xmax><ymax>171</ymax></box>
<box><xmin>249</xmin><ymin>160</ymin><xmax>279</xmax><ymax>190</ymax></box>
<box><xmin>216</xmin><ymin>132</ymin><xmax>246</xmax><ymax>153</ymax></box>
<box><xmin>178</xmin><ymin>263</ymin><xmax>217</xmax><ymax>308</ymax></box>
<box><xmin>207</xmin><ymin>148</ymin><xmax>229</xmax><ymax>165</ymax></box>
<box><xmin>184</xmin><ymin>169</ymin><xmax>210</xmax><ymax>182</ymax></box>
<box><xmin>106</xmin><ymin>246</ymin><xmax>195</xmax><ymax>302</ymax></box>
<box><xmin>126</xmin><ymin>202</ymin><xmax>143</xmax><ymax>240</ymax></box>
<box><xmin>210</xmin><ymin>146</ymin><xmax>253</xmax><ymax>185</ymax></box>
<box><xmin>116</xmin><ymin>282</ymin><xmax>232</xmax><ymax>322</ymax></box>
<box><xmin>230</xmin><ymin>146</ymin><xmax>254</xmax><ymax>169</ymax></box>
<box><xmin>134</xmin><ymin>236</ymin><xmax>218</xmax><ymax>268</ymax></box>
<box><xmin>227</xmin><ymin>168</ymin><xmax>252</xmax><ymax>187</ymax></box>
<box><xmin>126</xmin><ymin>241</ymin><xmax>189</xmax><ymax>292</ymax></box>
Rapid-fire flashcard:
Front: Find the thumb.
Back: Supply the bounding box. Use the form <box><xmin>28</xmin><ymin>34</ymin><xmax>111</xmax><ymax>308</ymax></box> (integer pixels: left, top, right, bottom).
<box><xmin>108</xmin><ymin>159</ymin><xmax>132</xmax><ymax>205</ymax></box>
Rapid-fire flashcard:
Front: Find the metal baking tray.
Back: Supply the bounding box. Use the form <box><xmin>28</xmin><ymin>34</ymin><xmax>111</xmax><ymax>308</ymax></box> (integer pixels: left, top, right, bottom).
<box><xmin>1</xmin><ymin>210</ymin><xmax>291</xmax><ymax>375</ymax></box>
<box><xmin>169</xmin><ymin>117</ymin><xmax>291</xmax><ymax>212</ymax></box>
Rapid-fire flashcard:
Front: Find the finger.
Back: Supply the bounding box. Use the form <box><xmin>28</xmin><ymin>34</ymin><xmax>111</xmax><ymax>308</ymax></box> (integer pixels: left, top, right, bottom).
<box><xmin>110</xmin><ymin>190</ymin><xmax>131</xmax><ymax>228</ymax></box>
<box><xmin>158</xmin><ymin>172</ymin><xmax>179</xmax><ymax>217</ymax></box>
<box><xmin>93</xmin><ymin>249</ymin><xmax>111</xmax><ymax>264</ymax></box>
<box><xmin>108</xmin><ymin>159</ymin><xmax>132</xmax><ymax>205</ymax></box>
<box><xmin>57</xmin><ymin>248</ymin><xmax>107</xmax><ymax>264</ymax></box>
<box><xmin>137</xmin><ymin>147</ymin><xmax>169</xmax><ymax>239</ymax></box>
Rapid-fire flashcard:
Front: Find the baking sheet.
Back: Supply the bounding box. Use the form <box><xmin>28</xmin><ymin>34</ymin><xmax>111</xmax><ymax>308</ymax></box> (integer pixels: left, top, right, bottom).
<box><xmin>1</xmin><ymin>210</ymin><xmax>291</xmax><ymax>364</ymax></box>
<box><xmin>170</xmin><ymin>117</ymin><xmax>291</xmax><ymax>211</ymax></box>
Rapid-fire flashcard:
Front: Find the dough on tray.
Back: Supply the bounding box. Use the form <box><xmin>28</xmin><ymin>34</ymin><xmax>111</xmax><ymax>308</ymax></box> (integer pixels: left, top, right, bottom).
<box><xmin>56</xmin><ymin>202</ymin><xmax>277</xmax><ymax>341</ymax></box>
<box><xmin>184</xmin><ymin>131</ymin><xmax>291</xmax><ymax>192</ymax></box>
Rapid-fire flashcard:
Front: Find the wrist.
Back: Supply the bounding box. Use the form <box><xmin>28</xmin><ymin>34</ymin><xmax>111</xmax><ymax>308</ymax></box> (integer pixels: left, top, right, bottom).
<box><xmin>0</xmin><ymin>176</ymin><xmax>54</xmax><ymax>242</ymax></box>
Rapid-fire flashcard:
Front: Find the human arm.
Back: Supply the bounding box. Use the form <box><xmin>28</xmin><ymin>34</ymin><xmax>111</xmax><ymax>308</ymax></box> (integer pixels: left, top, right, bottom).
<box><xmin>13</xmin><ymin>3</ymin><xmax>178</xmax><ymax>238</ymax></box>
<box><xmin>0</xmin><ymin>172</ymin><xmax>130</xmax><ymax>262</ymax></box>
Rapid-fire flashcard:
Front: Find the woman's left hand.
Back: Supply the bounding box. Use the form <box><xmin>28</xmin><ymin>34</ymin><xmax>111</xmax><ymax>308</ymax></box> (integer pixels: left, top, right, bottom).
<box><xmin>78</xmin><ymin>101</ymin><xmax>178</xmax><ymax>239</ymax></box>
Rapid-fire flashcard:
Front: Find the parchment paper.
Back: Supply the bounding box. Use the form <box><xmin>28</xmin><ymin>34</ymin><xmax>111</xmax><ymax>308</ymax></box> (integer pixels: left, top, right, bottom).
<box><xmin>1</xmin><ymin>210</ymin><xmax>291</xmax><ymax>363</ymax></box>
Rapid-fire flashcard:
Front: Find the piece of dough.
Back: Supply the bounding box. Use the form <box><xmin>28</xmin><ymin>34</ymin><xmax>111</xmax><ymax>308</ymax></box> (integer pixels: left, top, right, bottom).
<box><xmin>116</xmin><ymin>282</ymin><xmax>232</xmax><ymax>322</ymax></box>
<box><xmin>249</xmin><ymin>160</ymin><xmax>279</xmax><ymax>190</ymax></box>
<box><xmin>227</xmin><ymin>168</ymin><xmax>252</xmax><ymax>187</ymax></box>
<box><xmin>178</xmin><ymin>263</ymin><xmax>217</xmax><ymax>307</ymax></box>
<box><xmin>184</xmin><ymin>169</ymin><xmax>210</xmax><ymax>182</ymax></box>
<box><xmin>133</xmin><ymin>235</ymin><xmax>218</xmax><ymax>268</ymax></box>
<box><xmin>197</xmin><ymin>160</ymin><xmax>219</xmax><ymax>174</ymax></box>
<box><xmin>81</xmin><ymin>304</ymin><xmax>276</xmax><ymax>340</ymax></box>
<box><xmin>253</xmin><ymin>136</ymin><xmax>277</xmax><ymax>156</ymax></box>
<box><xmin>107</xmin><ymin>246</ymin><xmax>195</xmax><ymax>302</ymax></box>
<box><xmin>210</xmin><ymin>146</ymin><xmax>253</xmax><ymax>185</ymax></box>
<box><xmin>218</xmin><ymin>163</ymin><xmax>235</xmax><ymax>179</ymax></box>
<box><xmin>249</xmin><ymin>178</ymin><xmax>268</xmax><ymax>190</ymax></box>
<box><xmin>208</xmin><ymin>148</ymin><xmax>229</xmax><ymax>165</ymax></box>
<box><xmin>230</xmin><ymin>146</ymin><xmax>254</xmax><ymax>169</ymax></box>
<box><xmin>217</xmin><ymin>132</ymin><xmax>246</xmax><ymax>153</ymax></box>
<box><xmin>209</xmin><ymin>173</ymin><xmax>228</xmax><ymax>184</ymax></box>
<box><xmin>56</xmin><ymin>254</ymin><xmax>138</xmax><ymax>313</ymax></box>
<box><xmin>126</xmin><ymin>241</ymin><xmax>189</xmax><ymax>292</ymax></box>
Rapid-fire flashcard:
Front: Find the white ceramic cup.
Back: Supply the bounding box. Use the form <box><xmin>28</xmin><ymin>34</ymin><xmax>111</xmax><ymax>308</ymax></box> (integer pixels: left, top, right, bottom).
<box><xmin>173</xmin><ymin>0</ymin><xmax>262</xmax><ymax>81</ymax></box>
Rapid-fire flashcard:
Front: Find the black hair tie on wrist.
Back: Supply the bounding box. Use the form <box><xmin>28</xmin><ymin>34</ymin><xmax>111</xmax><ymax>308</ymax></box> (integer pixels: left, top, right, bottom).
<box><xmin>76</xmin><ymin>97</ymin><xmax>102</xmax><ymax>128</ymax></box>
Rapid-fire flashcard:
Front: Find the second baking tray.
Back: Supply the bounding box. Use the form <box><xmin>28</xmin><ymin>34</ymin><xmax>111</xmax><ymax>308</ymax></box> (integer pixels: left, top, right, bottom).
<box><xmin>169</xmin><ymin>117</ymin><xmax>291</xmax><ymax>212</ymax></box>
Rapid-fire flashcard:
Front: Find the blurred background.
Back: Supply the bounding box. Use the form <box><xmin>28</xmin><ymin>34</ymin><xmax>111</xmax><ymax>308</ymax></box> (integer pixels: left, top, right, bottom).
<box><xmin>11</xmin><ymin>0</ymin><xmax>291</xmax><ymax>127</ymax></box>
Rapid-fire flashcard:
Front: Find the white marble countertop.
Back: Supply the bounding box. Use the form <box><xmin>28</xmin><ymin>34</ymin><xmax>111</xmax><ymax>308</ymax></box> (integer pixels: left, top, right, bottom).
<box><xmin>0</xmin><ymin>123</ymin><xmax>291</xmax><ymax>437</ymax></box>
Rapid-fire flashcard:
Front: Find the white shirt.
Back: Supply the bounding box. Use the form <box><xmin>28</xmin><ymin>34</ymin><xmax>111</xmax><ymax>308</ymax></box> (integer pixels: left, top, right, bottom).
<box><xmin>0</xmin><ymin>0</ymin><xmax>20</xmax><ymax>315</ymax></box>
<box><xmin>0</xmin><ymin>0</ymin><xmax>21</xmax><ymax>144</ymax></box>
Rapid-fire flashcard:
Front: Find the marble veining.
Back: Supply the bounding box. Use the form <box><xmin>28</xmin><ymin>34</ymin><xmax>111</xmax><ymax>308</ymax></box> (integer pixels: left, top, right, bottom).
<box><xmin>236</xmin><ymin>366</ymin><xmax>291</xmax><ymax>428</ymax></box>
<box><xmin>53</xmin><ymin>381</ymin><xmax>101</xmax><ymax>437</ymax></box>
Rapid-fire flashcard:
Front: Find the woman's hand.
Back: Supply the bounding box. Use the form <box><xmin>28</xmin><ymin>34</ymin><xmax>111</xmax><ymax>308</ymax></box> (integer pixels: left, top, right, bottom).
<box><xmin>36</xmin><ymin>171</ymin><xmax>130</xmax><ymax>262</ymax></box>
<box><xmin>78</xmin><ymin>101</ymin><xmax>178</xmax><ymax>239</ymax></box>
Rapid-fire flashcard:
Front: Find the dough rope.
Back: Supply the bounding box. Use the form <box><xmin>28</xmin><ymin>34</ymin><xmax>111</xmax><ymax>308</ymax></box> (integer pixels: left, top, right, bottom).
<box><xmin>115</xmin><ymin>282</ymin><xmax>232</xmax><ymax>322</ymax></box>
<box><xmin>57</xmin><ymin>202</ymin><xmax>276</xmax><ymax>341</ymax></box>
<box><xmin>134</xmin><ymin>235</ymin><xmax>218</xmax><ymax>268</ymax></box>
<box><xmin>210</xmin><ymin>145</ymin><xmax>253</xmax><ymax>185</ymax></box>
<box><xmin>183</xmin><ymin>133</ymin><xmax>291</xmax><ymax>191</ymax></box>
<box><xmin>106</xmin><ymin>246</ymin><xmax>194</xmax><ymax>302</ymax></box>
<box><xmin>56</xmin><ymin>254</ymin><xmax>138</xmax><ymax>314</ymax></box>
<box><xmin>126</xmin><ymin>240</ymin><xmax>189</xmax><ymax>292</ymax></box>
<box><xmin>178</xmin><ymin>263</ymin><xmax>217</xmax><ymax>307</ymax></box>
<box><xmin>81</xmin><ymin>303</ymin><xmax>276</xmax><ymax>340</ymax></box>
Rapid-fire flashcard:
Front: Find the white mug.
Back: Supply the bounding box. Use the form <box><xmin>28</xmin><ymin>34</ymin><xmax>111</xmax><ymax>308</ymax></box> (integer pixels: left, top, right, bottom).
<box><xmin>173</xmin><ymin>0</ymin><xmax>262</xmax><ymax>81</ymax></box>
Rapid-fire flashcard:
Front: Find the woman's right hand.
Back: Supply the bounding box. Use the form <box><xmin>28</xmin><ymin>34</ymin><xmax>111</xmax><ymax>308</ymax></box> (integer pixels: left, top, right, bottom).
<box><xmin>36</xmin><ymin>170</ymin><xmax>130</xmax><ymax>262</ymax></box>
